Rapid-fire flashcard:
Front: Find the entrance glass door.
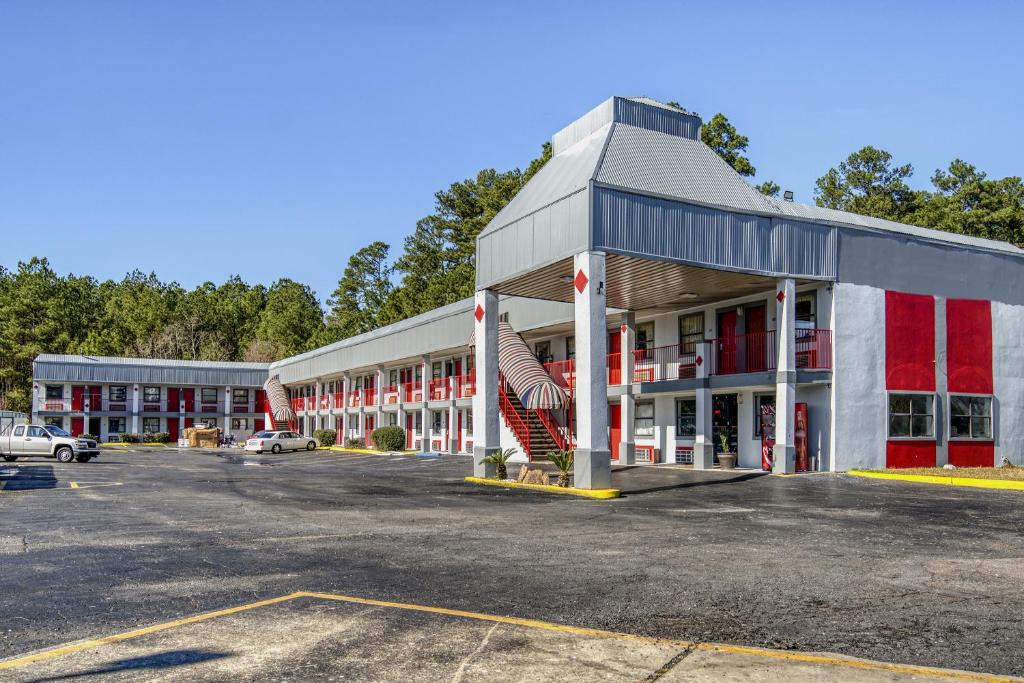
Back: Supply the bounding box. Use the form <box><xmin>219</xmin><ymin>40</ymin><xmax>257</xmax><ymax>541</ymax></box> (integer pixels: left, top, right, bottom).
<box><xmin>712</xmin><ymin>393</ymin><xmax>738</xmax><ymax>464</ymax></box>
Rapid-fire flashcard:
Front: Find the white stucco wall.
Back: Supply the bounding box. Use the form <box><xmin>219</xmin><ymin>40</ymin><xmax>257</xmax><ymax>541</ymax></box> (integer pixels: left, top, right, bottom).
<box><xmin>993</xmin><ymin>300</ymin><xmax>1024</xmax><ymax>465</ymax></box>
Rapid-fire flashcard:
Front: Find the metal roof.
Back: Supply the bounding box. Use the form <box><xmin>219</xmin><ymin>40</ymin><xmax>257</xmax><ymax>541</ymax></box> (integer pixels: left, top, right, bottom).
<box><xmin>33</xmin><ymin>354</ymin><xmax>270</xmax><ymax>386</ymax></box>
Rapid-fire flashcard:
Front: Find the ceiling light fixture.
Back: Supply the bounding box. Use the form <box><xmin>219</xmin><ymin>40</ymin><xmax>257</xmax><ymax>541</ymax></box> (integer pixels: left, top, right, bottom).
<box><xmin>559</xmin><ymin>275</ymin><xmax>574</xmax><ymax>283</ymax></box>
<box><xmin>678</xmin><ymin>292</ymin><xmax>698</xmax><ymax>299</ymax></box>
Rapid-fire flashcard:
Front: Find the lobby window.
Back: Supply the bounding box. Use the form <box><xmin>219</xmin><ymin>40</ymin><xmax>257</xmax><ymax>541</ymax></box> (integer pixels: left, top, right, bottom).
<box><xmin>109</xmin><ymin>386</ymin><xmax>127</xmax><ymax>402</ymax></box>
<box><xmin>142</xmin><ymin>417</ymin><xmax>160</xmax><ymax>433</ymax></box>
<box><xmin>888</xmin><ymin>394</ymin><xmax>934</xmax><ymax>438</ymax></box>
<box><xmin>678</xmin><ymin>313</ymin><xmax>705</xmax><ymax>353</ymax></box>
<box><xmin>950</xmin><ymin>395</ymin><xmax>992</xmax><ymax>440</ymax></box>
<box><xmin>635</xmin><ymin>402</ymin><xmax>655</xmax><ymax>437</ymax></box>
<box><xmin>675</xmin><ymin>398</ymin><xmax>696</xmax><ymax>438</ymax></box>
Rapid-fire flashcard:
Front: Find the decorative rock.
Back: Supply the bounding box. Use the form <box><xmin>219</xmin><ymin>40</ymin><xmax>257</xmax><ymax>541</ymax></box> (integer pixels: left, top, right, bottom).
<box><xmin>517</xmin><ymin>465</ymin><xmax>529</xmax><ymax>482</ymax></box>
<box><xmin>942</xmin><ymin>463</ymin><xmax>957</xmax><ymax>470</ymax></box>
<box><xmin>541</xmin><ymin>472</ymin><xmax>551</xmax><ymax>486</ymax></box>
<box><xmin>523</xmin><ymin>469</ymin><xmax>546</xmax><ymax>484</ymax></box>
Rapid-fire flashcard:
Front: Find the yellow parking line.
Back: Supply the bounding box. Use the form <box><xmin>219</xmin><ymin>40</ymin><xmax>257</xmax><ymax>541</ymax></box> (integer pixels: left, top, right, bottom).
<box><xmin>69</xmin><ymin>482</ymin><xmax>79</xmax><ymax>489</ymax></box>
<box><xmin>0</xmin><ymin>590</ymin><xmax>1013</xmax><ymax>681</ymax></box>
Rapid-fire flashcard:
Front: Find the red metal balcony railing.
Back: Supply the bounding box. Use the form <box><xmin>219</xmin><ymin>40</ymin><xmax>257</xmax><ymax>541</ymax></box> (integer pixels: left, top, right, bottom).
<box><xmin>428</xmin><ymin>378</ymin><xmax>450</xmax><ymax>401</ymax></box>
<box><xmin>455</xmin><ymin>371</ymin><xmax>475</xmax><ymax>398</ymax></box>
<box><xmin>796</xmin><ymin>329</ymin><xmax>832</xmax><ymax>370</ymax></box>
<box><xmin>543</xmin><ymin>359</ymin><xmax>576</xmax><ymax>392</ymax></box>
<box><xmin>39</xmin><ymin>398</ymin><xmax>70</xmax><ymax>412</ymax></box>
<box><xmin>363</xmin><ymin>387</ymin><xmax>376</xmax><ymax>406</ymax></box>
<box><xmin>383</xmin><ymin>384</ymin><xmax>401</xmax><ymax>404</ymax></box>
<box><xmin>403</xmin><ymin>381</ymin><xmax>423</xmax><ymax>403</ymax></box>
<box><xmin>347</xmin><ymin>390</ymin><xmax>362</xmax><ymax>407</ymax></box>
<box><xmin>291</xmin><ymin>397</ymin><xmax>304</xmax><ymax>413</ymax></box>
<box><xmin>333</xmin><ymin>392</ymin><xmax>344</xmax><ymax>409</ymax></box>
<box><xmin>712</xmin><ymin>330</ymin><xmax>776</xmax><ymax>376</ymax></box>
<box><xmin>632</xmin><ymin>344</ymin><xmax>699</xmax><ymax>382</ymax></box>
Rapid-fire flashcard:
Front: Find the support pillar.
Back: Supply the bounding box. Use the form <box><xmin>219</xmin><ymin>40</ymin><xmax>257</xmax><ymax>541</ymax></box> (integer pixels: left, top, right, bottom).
<box><xmin>375</xmin><ymin>365</ymin><xmax>385</xmax><ymax>444</ymax></box>
<box><xmin>472</xmin><ymin>289</ymin><xmax>500</xmax><ymax>477</ymax></box>
<box><xmin>224</xmin><ymin>385</ymin><xmax>232</xmax><ymax>438</ymax></box>
<box><xmin>618</xmin><ymin>312</ymin><xmax>636</xmax><ymax>465</ymax></box>
<box><xmin>420</xmin><ymin>354</ymin><xmax>431</xmax><ymax>453</ymax></box>
<box><xmin>693</xmin><ymin>341</ymin><xmax>715</xmax><ymax>469</ymax></box>
<box><xmin>447</xmin><ymin>375</ymin><xmax>458</xmax><ymax>454</ymax></box>
<box><xmin>573</xmin><ymin>251</ymin><xmax>611</xmax><ymax>489</ymax></box>
<box><xmin>131</xmin><ymin>384</ymin><xmax>139</xmax><ymax>434</ymax></box>
<box><xmin>774</xmin><ymin>278</ymin><xmax>797</xmax><ymax>474</ymax></box>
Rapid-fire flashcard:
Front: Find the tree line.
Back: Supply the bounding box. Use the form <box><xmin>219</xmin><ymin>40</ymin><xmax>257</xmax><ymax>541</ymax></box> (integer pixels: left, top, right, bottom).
<box><xmin>2</xmin><ymin>103</ymin><xmax>1020</xmax><ymax>414</ymax></box>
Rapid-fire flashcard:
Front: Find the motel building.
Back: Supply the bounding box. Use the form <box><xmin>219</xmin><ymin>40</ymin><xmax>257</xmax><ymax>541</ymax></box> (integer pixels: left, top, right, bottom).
<box><xmin>31</xmin><ymin>97</ymin><xmax>1024</xmax><ymax>487</ymax></box>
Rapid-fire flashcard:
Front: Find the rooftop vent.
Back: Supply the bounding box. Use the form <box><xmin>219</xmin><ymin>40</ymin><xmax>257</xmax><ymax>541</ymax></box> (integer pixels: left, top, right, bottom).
<box><xmin>551</xmin><ymin>96</ymin><xmax>703</xmax><ymax>155</ymax></box>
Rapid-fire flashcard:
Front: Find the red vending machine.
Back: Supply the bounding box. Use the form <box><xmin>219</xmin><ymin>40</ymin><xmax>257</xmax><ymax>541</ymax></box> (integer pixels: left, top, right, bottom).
<box><xmin>760</xmin><ymin>402</ymin><xmax>809</xmax><ymax>472</ymax></box>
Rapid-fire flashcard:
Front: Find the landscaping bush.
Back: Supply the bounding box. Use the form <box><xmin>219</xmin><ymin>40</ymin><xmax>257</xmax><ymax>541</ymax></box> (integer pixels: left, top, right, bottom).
<box><xmin>143</xmin><ymin>431</ymin><xmax>171</xmax><ymax>443</ymax></box>
<box><xmin>313</xmin><ymin>428</ymin><xmax>336</xmax><ymax>447</ymax></box>
<box><xmin>344</xmin><ymin>437</ymin><xmax>365</xmax><ymax>449</ymax></box>
<box><xmin>372</xmin><ymin>426</ymin><xmax>406</xmax><ymax>452</ymax></box>
<box><xmin>78</xmin><ymin>433</ymin><xmax>98</xmax><ymax>441</ymax></box>
<box><xmin>117</xmin><ymin>432</ymin><xmax>141</xmax><ymax>444</ymax></box>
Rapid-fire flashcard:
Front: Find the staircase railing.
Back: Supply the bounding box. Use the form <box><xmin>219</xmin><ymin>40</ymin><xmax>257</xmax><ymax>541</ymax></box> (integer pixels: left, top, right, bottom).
<box><xmin>535</xmin><ymin>407</ymin><xmax>572</xmax><ymax>451</ymax></box>
<box><xmin>497</xmin><ymin>371</ymin><xmax>530</xmax><ymax>456</ymax></box>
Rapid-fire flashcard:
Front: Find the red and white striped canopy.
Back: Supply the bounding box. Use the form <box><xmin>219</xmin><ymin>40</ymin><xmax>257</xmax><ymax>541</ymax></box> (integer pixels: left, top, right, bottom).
<box><xmin>263</xmin><ymin>374</ymin><xmax>296</xmax><ymax>422</ymax></box>
<box><xmin>469</xmin><ymin>321</ymin><xmax>566</xmax><ymax>409</ymax></box>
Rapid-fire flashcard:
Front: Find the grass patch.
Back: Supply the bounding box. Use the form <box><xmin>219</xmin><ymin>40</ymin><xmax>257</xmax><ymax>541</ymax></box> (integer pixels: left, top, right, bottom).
<box><xmin>862</xmin><ymin>467</ymin><xmax>1024</xmax><ymax>481</ymax></box>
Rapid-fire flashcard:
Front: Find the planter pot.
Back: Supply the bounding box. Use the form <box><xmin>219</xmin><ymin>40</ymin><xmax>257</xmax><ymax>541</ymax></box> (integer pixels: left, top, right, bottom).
<box><xmin>718</xmin><ymin>453</ymin><xmax>737</xmax><ymax>470</ymax></box>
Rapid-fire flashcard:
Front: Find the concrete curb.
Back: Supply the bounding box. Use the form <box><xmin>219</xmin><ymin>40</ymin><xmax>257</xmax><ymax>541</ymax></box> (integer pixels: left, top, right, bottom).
<box><xmin>326</xmin><ymin>446</ymin><xmax>414</xmax><ymax>455</ymax></box>
<box><xmin>464</xmin><ymin>476</ymin><xmax>621</xmax><ymax>499</ymax></box>
<box><xmin>100</xmin><ymin>443</ymin><xmax>168</xmax><ymax>449</ymax></box>
<box><xmin>849</xmin><ymin>469</ymin><xmax>1024</xmax><ymax>491</ymax></box>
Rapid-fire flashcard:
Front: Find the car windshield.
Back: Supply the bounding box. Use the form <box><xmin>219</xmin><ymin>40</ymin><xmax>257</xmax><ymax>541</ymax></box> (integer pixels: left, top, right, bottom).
<box><xmin>252</xmin><ymin>431</ymin><xmax>274</xmax><ymax>438</ymax></box>
<box><xmin>45</xmin><ymin>426</ymin><xmax>71</xmax><ymax>437</ymax></box>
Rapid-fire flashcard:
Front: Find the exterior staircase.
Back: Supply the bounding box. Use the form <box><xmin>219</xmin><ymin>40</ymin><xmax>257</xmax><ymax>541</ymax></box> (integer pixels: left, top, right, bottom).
<box><xmin>498</xmin><ymin>375</ymin><xmax>563</xmax><ymax>461</ymax></box>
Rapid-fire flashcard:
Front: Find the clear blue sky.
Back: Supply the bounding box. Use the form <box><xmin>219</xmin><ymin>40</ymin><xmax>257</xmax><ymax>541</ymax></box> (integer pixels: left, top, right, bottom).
<box><xmin>2</xmin><ymin>1</ymin><xmax>1021</xmax><ymax>302</ymax></box>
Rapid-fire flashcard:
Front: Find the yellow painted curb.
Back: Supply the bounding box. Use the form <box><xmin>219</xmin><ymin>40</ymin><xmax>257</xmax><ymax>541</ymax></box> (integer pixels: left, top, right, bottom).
<box><xmin>849</xmin><ymin>470</ymin><xmax>1024</xmax><ymax>491</ymax></box>
<box><xmin>464</xmin><ymin>476</ymin><xmax>620</xmax><ymax>499</ymax></box>
<box><xmin>327</xmin><ymin>446</ymin><xmax>415</xmax><ymax>454</ymax></box>
<box><xmin>100</xmin><ymin>443</ymin><xmax>168</xmax><ymax>448</ymax></box>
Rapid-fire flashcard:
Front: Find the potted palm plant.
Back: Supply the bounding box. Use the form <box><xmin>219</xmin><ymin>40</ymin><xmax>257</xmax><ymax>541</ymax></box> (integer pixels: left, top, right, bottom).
<box><xmin>481</xmin><ymin>448</ymin><xmax>516</xmax><ymax>480</ymax></box>
<box><xmin>717</xmin><ymin>430</ymin><xmax>737</xmax><ymax>470</ymax></box>
<box><xmin>546</xmin><ymin>450</ymin><xmax>574</xmax><ymax>487</ymax></box>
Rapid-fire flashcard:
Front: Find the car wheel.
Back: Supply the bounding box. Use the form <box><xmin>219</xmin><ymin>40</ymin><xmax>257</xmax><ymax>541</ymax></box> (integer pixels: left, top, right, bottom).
<box><xmin>306</xmin><ymin>441</ymin><xmax>316</xmax><ymax>451</ymax></box>
<box><xmin>271</xmin><ymin>444</ymin><xmax>282</xmax><ymax>454</ymax></box>
<box><xmin>75</xmin><ymin>455</ymin><xmax>92</xmax><ymax>463</ymax></box>
<box><xmin>255</xmin><ymin>450</ymin><xmax>263</xmax><ymax>454</ymax></box>
<box><xmin>2</xmin><ymin>455</ymin><xmax>17</xmax><ymax>462</ymax></box>
<box><xmin>55</xmin><ymin>446</ymin><xmax>74</xmax><ymax>463</ymax></box>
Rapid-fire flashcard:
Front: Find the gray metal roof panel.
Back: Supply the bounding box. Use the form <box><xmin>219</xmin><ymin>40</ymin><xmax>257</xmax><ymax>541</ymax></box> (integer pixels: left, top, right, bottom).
<box><xmin>33</xmin><ymin>355</ymin><xmax>270</xmax><ymax>386</ymax></box>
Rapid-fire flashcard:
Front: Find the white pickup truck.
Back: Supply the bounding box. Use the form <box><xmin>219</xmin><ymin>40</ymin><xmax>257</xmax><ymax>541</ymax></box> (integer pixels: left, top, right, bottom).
<box><xmin>0</xmin><ymin>424</ymin><xmax>100</xmax><ymax>463</ymax></box>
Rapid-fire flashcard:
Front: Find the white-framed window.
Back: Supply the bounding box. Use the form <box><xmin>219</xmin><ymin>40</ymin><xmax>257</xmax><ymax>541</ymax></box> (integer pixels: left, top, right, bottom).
<box><xmin>142</xmin><ymin>417</ymin><xmax>160</xmax><ymax>433</ymax></box>
<box><xmin>949</xmin><ymin>395</ymin><xmax>993</xmax><ymax>440</ymax></box>
<box><xmin>231</xmin><ymin>418</ymin><xmax>250</xmax><ymax>431</ymax></box>
<box><xmin>888</xmin><ymin>393</ymin><xmax>934</xmax><ymax>439</ymax></box>
<box><xmin>675</xmin><ymin>398</ymin><xmax>696</xmax><ymax>438</ymax></box>
<box><xmin>465</xmin><ymin>409</ymin><xmax>473</xmax><ymax>436</ymax></box>
<box><xmin>635</xmin><ymin>401</ymin><xmax>655</xmax><ymax>437</ymax></box>
<box><xmin>414</xmin><ymin>411</ymin><xmax>422</xmax><ymax>431</ymax></box>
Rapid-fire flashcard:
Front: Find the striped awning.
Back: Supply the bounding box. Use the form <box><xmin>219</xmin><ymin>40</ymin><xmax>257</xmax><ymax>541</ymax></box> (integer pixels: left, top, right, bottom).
<box><xmin>263</xmin><ymin>374</ymin><xmax>296</xmax><ymax>422</ymax></box>
<box><xmin>469</xmin><ymin>321</ymin><xmax>566</xmax><ymax>410</ymax></box>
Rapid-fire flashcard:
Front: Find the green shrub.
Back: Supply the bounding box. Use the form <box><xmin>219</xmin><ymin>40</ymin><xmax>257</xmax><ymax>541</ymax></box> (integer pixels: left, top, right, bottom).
<box><xmin>372</xmin><ymin>426</ymin><xmax>406</xmax><ymax>452</ymax></box>
<box><xmin>313</xmin><ymin>429</ymin><xmax>336</xmax><ymax>447</ymax></box>
<box><xmin>117</xmin><ymin>433</ymin><xmax>141</xmax><ymax>444</ymax></box>
<box><xmin>344</xmin><ymin>437</ymin><xmax>365</xmax><ymax>449</ymax></box>
<box><xmin>78</xmin><ymin>433</ymin><xmax>97</xmax><ymax>441</ymax></box>
<box><xmin>142</xmin><ymin>431</ymin><xmax>171</xmax><ymax>443</ymax></box>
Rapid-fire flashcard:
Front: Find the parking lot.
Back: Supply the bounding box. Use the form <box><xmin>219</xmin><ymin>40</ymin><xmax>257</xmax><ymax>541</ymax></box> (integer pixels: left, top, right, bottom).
<box><xmin>2</xmin><ymin>448</ymin><xmax>1023</xmax><ymax>680</ymax></box>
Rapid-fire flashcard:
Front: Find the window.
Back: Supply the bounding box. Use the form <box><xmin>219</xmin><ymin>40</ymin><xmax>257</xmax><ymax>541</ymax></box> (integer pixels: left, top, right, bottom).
<box><xmin>142</xmin><ymin>417</ymin><xmax>160</xmax><ymax>433</ymax></box>
<box><xmin>28</xmin><ymin>426</ymin><xmax>46</xmax><ymax>437</ymax></box>
<box><xmin>231</xmin><ymin>418</ymin><xmax>250</xmax><ymax>431</ymax></box>
<box><xmin>465</xmin><ymin>409</ymin><xmax>473</xmax><ymax>436</ymax></box>
<box><xmin>415</xmin><ymin>366</ymin><xmax>422</xmax><ymax>381</ymax></box>
<box><xmin>432</xmin><ymin>362</ymin><xmax>442</xmax><ymax>379</ymax></box>
<box><xmin>348</xmin><ymin>415</ymin><xmax>359</xmax><ymax>430</ymax></box>
<box><xmin>636</xmin><ymin>322</ymin><xmax>655</xmax><ymax>351</ymax></box>
<box><xmin>233</xmin><ymin>388</ymin><xmax>249</xmax><ymax>404</ymax></box>
<box><xmin>754</xmin><ymin>394</ymin><xmax>776</xmax><ymax>437</ymax></box>
<box><xmin>635</xmin><ymin>402</ymin><xmax>655</xmax><ymax>437</ymax></box>
<box><xmin>197</xmin><ymin>418</ymin><xmax>217</xmax><ymax>429</ymax></box>
<box><xmin>950</xmin><ymin>395</ymin><xmax>992</xmax><ymax>440</ymax></box>
<box><xmin>387</xmin><ymin>413</ymin><xmax>398</xmax><ymax>427</ymax></box>
<box><xmin>678</xmin><ymin>313</ymin><xmax>705</xmax><ymax>353</ymax></box>
<box><xmin>565</xmin><ymin>336</ymin><xmax>575</xmax><ymax>361</ymax></box>
<box><xmin>13</xmin><ymin>426</ymin><xmax>25</xmax><ymax>437</ymax></box>
<box><xmin>109</xmin><ymin>386</ymin><xmax>127</xmax><ymax>402</ymax></box>
<box><xmin>888</xmin><ymin>394</ymin><xmax>934</xmax><ymax>438</ymax></box>
<box><xmin>432</xmin><ymin>411</ymin><xmax>444</xmax><ymax>433</ymax></box>
<box><xmin>108</xmin><ymin>417</ymin><xmax>125</xmax><ymax>434</ymax></box>
<box><xmin>201</xmin><ymin>388</ymin><xmax>219</xmax><ymax>404</ymax></box>
<box><xmin>414</xmin><ymin>411</ymin><xmax>423</xmax><ymax>431</ymax></box>
<box><xmin>534</xmin><ymin>341</ymin><xmax>552</xmax><ymax>364</ymax></box>
<box><xmin>796</xmin><ymin>292</ymin><xmax>817</xmax><ymax>329</ymax></box>
<box><xmin>675</xmin><ymin>399</ymin><xmax>696</xmax><ymax>438</ymax></box>
<box><xmin>44</xmin><ymin>417</ymin><xmax>64</xmax><ymax>429</ymax></box>
<box><xmin>45</xmin><ymin>384</ymin><xmax>63</xmax><ymax>400</ymax></box>
<box><xmin>389</xmin><ymin>369</ymin><xmax>398</xmax><ymax>386</ymax></box>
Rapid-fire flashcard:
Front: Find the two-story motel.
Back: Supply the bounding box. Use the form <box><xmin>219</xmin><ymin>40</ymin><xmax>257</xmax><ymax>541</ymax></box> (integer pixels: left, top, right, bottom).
<box><xmin>31</xmin><ymin>97</ymin><xmax>1024</xmax><ymax>486</ymax></box>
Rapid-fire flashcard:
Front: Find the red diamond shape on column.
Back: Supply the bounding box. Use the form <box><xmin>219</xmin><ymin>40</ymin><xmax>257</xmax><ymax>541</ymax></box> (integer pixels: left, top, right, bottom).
<box><xmin>474</xmin><ymin>304</ymin><xmax>484</xmax><ymax>322</ymax></box>
<box><xmin>776</xmin><ymin>291</ymin><xmax>786</xmax><ymax>302</ymax></box>
<box><xmin>574</xmin><ymin>270</ymin><xmax>589</xmax><ymax>293</ymax></box>
<box><xmin>620</xmin><ymin>324</ymin><xmax>627</xmax><ymax>335</ymax></box>
<box><xmin>695</xmin><ymin>355</ymin><xmax>703</xmax><ymax>366</ymax></box>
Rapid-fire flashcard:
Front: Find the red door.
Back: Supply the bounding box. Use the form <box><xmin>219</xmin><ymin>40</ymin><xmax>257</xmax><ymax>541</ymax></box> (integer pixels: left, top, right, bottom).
<box><xmin>87</xmin><ymin>385</ymin><xmax>102</xmax><ymax>410</ymax></box>
<box><xmin>608</xmin><ymin>330</ymin><xmax>622</xmax><ymax>384</ymax></box>
<box><xmin>167</xmin><ymin>419</ymin><xmax>179</xmax><ymax>442</ymax></box>
<box><xmin>71</xmin><ymin>386</ymin><xmax>85</xmax><ymax>412</ymax></box>
<box><xmin>717</xmin><ymin>310</ymin><xmax>738</xmax><ymax>374</ymax></box>
<box><xmin>71</xmin><ymin>416</ymin><xmax>84</xmax><ymax>436</ymax></box>
<box><xmin>167</xmin><ymin>387</ymin><xmax>180</xmax><ymax>413</ymax></box>
<box><xmin>745</xmin><ymin>305</ymin><xmax>767</xmax><ymax>372</ymax></box>
<box><xmin>609</xmin><ymin>404</ymin><xmax>621</xmax><ymax>460</ymax></box>
<box><xmin>183</xmin><ymin>388</ymin><xmax>195</xmax><ymax>412</ymax></box>
<box><xmin>366</xmin><ymin>415</ymin><xmax>375</xmax><ymax>434</ymax></box>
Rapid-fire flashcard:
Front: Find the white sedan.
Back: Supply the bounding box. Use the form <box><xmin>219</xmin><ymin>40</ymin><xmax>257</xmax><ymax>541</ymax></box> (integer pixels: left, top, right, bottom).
<box><xmin>245</xmin><ymin>431</ymin><xmax>318</xmax><ymax>454</ymax></box>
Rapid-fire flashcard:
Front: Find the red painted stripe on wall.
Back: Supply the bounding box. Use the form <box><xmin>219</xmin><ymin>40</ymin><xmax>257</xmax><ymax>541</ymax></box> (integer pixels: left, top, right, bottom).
<box><xmin>948</xmin><ymin>441</ymin><xmax>994</xmax><ymax>467</ymax></box>
<box><xmin>885</xmin><ymin>291</ymin><xmax>935</xmax><ymax>391</ymax></box>
<box><xmin>946</xmin><ymin>299</ymin><xmax>993</xmax><ymax>394</ymax></box>
<box><xmin>886</xmin><ymin>441</ymin><xmax>937</xmax><ymax>468</ymax></box>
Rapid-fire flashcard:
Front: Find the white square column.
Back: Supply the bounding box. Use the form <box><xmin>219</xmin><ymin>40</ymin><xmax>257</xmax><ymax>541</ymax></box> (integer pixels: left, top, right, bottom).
<box><xmin>131</xmin><ymin>384</ymin><xmax>140</xmax><ymax>434</ymax></box>
<box><xmin>420</xmin><ymin>354</ymin><xmax>431</xmax><ymax>452</ymax></box>
<box><xmin>472</xmin><ymin>289</ymin><xmax>500</xmax><ymax>477</ymax></box>
<box><xmin>573</xmin><ymin>251</ymin><xmax>611</xmax><ymax>489</ymax></box>
<box><xmin>693</xmin><ymin>341</ymin><xmax>715</xmax><ymax>469</ymax></box>
<box><xmin>447</xmin><ymin>375</ymin><xmax>458</xmax><ymax>454</ymax></box>
<box><xmin>375</xmin><ymin>365</ymin><xmax>385</xmax><ymax>442</ymax></box>
<box><xmin>224</xmin><ymin>386</ymin><xmax>232</xmax><ymax>435</ymax></box>
<box><xmin>774</xmin><ymin>278</ymin><xmax>797</xmax><ymax>474</ymax></box>
<box><xmin>618</xmin><ymin>312</ymin><xmax>636</xmax><ymax>465</ymax></box>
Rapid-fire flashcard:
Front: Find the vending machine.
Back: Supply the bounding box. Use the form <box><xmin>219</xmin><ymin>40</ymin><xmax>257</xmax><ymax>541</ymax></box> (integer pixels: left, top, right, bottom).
<box><xmin>760</xmin><ymin>403</ymin><xmax>809</xmax><ymax>472</ymax></box>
